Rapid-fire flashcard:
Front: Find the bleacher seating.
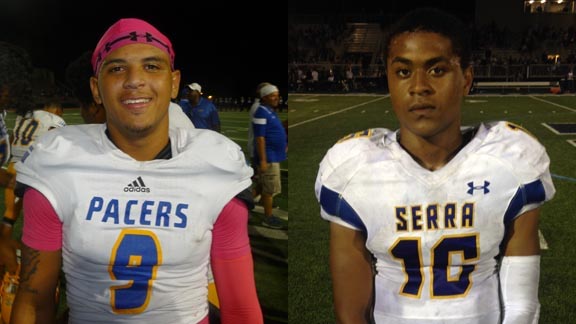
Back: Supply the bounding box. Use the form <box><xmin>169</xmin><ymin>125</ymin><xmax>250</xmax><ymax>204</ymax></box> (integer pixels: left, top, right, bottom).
<box><xmin>345</xmin><ymin>23</ymin><xmax>383</xmax><ymax>55</ymax></box>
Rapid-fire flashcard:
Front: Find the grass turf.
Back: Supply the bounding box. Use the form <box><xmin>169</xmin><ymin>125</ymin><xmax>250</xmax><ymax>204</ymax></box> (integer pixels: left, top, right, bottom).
<box><xmin>288</xmin><ymin>94</ymin><xmax>576</xmax><ymax>323</ymax></box>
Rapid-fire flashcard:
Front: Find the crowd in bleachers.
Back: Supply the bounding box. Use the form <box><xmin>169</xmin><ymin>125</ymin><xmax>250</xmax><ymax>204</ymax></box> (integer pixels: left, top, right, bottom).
<box><xmin>288</xmin><ymin>22</ymin><xmax>352</xmax><ymax>64</ymax></box>
<box><xmin>470</xmin><ymin>22</ymin><xmax>576</xmax><ymax>66</ymax></box>
<box><xmin>289</xmin><ymin>19</ymin><xmax>576</xmax><ymax>93</ymax></box>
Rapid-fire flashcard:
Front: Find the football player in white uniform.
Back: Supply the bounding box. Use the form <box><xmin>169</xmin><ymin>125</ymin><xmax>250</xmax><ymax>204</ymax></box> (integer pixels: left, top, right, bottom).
<box><xmin>315</xmin><ymin>8</ymin><xmax>555</xmax><ymax>324</ymax></box>
<box><xmin>4</xmin><ymin>98</ymin><xmax>66</xmax><ymax>226</ymax></box>
<box><xmin>0</xmin><ymin>44</ymin><xmax>66</xmax><ymax>324</ymax></box>
<box><xmin>0</xmin><ymin>42</ymin><xmax>32</xmax><ymax>324</ymax></box>
<box><xmin>0</xmin><ymin>99</ymin><xmax>66</xmax><ymax>324</ymax></box>
<box><xmin>11</xmin><ymin>18</ymin><xmax>262</xmax><ymax>324</ymax></box>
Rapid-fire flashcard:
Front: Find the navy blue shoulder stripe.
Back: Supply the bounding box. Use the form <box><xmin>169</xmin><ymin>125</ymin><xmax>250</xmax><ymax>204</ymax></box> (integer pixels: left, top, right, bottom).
<box><xmin>320</xmin><ymin>186</ymin><xmax>367</xmax><ymax>233</ymax></box>
<box><xmin>504</xmin><ymin>179</ymin><xmax>546</xmax><ymax>224</ymax></box>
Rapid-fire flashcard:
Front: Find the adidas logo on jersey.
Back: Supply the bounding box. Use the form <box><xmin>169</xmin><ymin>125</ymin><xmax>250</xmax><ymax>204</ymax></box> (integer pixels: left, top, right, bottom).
<box><xmin>124</xmin><ymin>176</ymin><xmax>150</xmax><ymax>193</ymax></box>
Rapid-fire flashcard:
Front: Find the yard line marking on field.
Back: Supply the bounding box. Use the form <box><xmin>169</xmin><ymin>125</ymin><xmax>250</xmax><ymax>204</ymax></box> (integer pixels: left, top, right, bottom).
<box><xmin>541</xmin><ymin>123</ymin><xmax>562</xmax><ymax>135</ymax></box>
<box><xmin>529</xmin><ymin>96</ymin><xmax>576</xmax><ymax>113</ymax></box>
<box><xmin>289</xmin><ymin>95</ymin><xmax>388</xmax><ymax>129</ymax></box>
<box><xmin>539</xmin><ymin>230</ymin><xmax>549</xmax><ymax>250</ymax></box>
<box><xmin>552</xmin><ymin>173</ymin><xmax>576</xmax><ymax>182</ymax></box>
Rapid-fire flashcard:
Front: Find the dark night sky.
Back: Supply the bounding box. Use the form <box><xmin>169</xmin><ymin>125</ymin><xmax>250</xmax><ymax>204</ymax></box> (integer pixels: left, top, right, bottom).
<box><xmin>0</xmin><ymin>0</ymin><xmax>285</xmax><ymax>98</ymax></box>
<box><xmin>289</xmin><ymin>0</ymin><xmax>476</xmax><ymax>21</ymax></box>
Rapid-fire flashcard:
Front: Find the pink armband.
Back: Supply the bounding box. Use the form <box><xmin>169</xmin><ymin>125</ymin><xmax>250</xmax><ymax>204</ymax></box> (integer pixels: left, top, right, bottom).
<box><xmin>211</xmin><ymin>198</ymin><xmax>251</xmax><ymax>259</ymax></box>
<box><xmin>22</xmin><ymin>188</ymin><xmax>62</xmax><ymax>251</ymax></box>
<box><xmin>210</xmin><ymin>198</ymin><xmax>263</xmax><ymax>323</ymax></box>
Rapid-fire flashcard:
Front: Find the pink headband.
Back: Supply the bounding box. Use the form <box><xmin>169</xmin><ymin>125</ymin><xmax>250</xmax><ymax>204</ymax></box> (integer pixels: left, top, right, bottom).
<box><xmin>91</xmin><ymin>18</ymin><xmax>175</xmax><ymax>75</ymax></box>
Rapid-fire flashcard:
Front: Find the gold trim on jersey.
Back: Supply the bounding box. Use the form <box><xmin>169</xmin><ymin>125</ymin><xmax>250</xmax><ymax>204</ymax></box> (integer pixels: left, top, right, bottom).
<box><xmin>429</xmin><ymin>233</ymin><xmax>480</xmax><ymax>300</ymax></box>
<box><xmin>108</xmin><ymin>229</ymin><xmax>163</xmax><ymax>314</ymax></box>
<box><xmin>390</xmin><ymin>233</ymin><xmax>480</xmax><ymax>300</ymax></box>
<box><xmin>337</xmin><ymin>129</ymin><xmax>374</xmax><ymax>143</ymax></box>
<box><xmin>389</xmin><ymin>237</ymin><xmax>424</xmax><ymax>299</ymax></box>
<box><xmin>505</xmin><ymin>121</ymin><xmax>537</xmax><ymax>140</ymax></box>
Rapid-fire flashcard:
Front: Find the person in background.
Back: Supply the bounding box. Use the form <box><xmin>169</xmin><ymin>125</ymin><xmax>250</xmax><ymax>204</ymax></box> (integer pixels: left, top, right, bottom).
<box><xmin>247</xmin><ymin>82</ymin><xmax>271</xmax><ymax>168</ymax></box>
<box><xmin>0</xmin><ymin>96</ymin><xmax>66</xmax><ymax>324</ymax></box>
<box><xmin>247</xmin><ymin>82</ymin><xmax>271</xmax><ymax>202</ymax></box>
<box><xmin>179</xmin><ymin>83</ymin><xmax>220</xmax><ymax>131</ymax></box>
<box><xmin>252</xmin><ymin>83</ymin><xmax>287</xmax><ymax>229</ymax></box>
<box><xmin>0</xmin><ymin>42</ymin><xmax>32</xmax><ymax>190</ymax></box>
<box><xmin>0</xmin><ymin>42</ymin><xmax>33</xmax><ymax>324</ymax></box>
<box><xmin>11</xmin><ymin>17</ymin><xmax>262</xmax><ymax>324</ymax></box>
<box><xmin>315</xmin><ymin>8</ymin><xmax>555</xmax><ymax>323</ymax></box>
<box><xmin>3</xmin><ymin>96</ymin><xmax>66</xmax><ymax>239</ymax></box>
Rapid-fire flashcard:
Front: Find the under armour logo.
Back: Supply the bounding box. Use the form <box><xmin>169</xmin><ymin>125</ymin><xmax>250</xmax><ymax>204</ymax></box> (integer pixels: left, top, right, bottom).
<box><xmin>467</xmin><ymin>181</ymin><xmax>490</xmax><ymax>195</ymax></box>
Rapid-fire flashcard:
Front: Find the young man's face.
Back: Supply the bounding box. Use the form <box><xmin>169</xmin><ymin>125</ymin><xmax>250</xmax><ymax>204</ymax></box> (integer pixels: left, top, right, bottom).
<box><xmin>90</xmin><ymin>43</ymin><xmax>180</xmax><ymax>136</ymax></box>
<box><xmin>386</xmin><ymin>31</ymin><xmax>473</xmax><ymax>140</ymax></box>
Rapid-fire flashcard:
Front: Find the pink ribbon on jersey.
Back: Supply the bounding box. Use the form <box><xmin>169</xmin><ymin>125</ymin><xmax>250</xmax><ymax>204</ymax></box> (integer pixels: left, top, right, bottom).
<box><xmin>91</xmin><ymin>18</ymin><xmax>175</xmax><ymax>75</ymax></box>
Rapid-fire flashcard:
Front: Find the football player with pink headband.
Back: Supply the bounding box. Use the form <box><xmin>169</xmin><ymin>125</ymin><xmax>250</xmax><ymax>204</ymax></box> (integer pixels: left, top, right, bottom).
<box><xmin>11</xmin><ymin>18</ymin><xmax>262</xmax><ymax>324</ymax></box>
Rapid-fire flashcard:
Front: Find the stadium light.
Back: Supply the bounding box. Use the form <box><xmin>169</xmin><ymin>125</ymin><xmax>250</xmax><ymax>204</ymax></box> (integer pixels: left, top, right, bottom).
<box><xmin>540</xmin><ymin>0</ymin><xmax>546</xmax><ymax>3</ymax></box>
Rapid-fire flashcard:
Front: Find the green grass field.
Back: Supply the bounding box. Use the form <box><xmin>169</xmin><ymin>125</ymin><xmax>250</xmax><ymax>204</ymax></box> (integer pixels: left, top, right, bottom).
<box><xmin>3</xmin><ymin>108</ymin><xmax>288</xmax><ymax>323</ymax></box>
<box><xmin>288</xmin><ymin>94</ymin><xmax>576</xmax><ymax>323</ymax></box>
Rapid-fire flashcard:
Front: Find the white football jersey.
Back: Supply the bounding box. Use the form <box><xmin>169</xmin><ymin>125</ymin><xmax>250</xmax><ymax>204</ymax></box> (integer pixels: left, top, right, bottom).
<box><xmin>16</xmin><ymin>124</ymin><xmax>252</xmax><ymax>323</ymax></box>
<box><xmin>10</xmin><ymin>110</ymin><xmax>66</xmax><ymax>162</ymax></box>
<box><xmin>169</xmin><ymin>102</ymin><xmax>195</xmax><ymax>130</ymax></box>
<box><xmin>315</xmin><ymin>121</ymin><xmax>555</xmax><ymax>324</ymax></box>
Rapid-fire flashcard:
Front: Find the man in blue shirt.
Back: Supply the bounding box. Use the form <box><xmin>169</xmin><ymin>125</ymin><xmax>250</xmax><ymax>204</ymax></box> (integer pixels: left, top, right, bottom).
<box><xmin>179</xmin><ymin>83</ymin><xmax>221</xmax><ymax>131</ymax></box>
<box><xmin>252</xmin><ymin>84</ymin><xmax>287</xmax><ymax>229</ymax></box>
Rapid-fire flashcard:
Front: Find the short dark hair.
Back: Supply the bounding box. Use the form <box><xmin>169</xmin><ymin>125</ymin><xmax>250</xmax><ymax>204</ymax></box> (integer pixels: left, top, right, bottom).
<box><xmin>383</xmin><ymin>8</ymin><xmax>471</xmax><ymax>70</ymax></box>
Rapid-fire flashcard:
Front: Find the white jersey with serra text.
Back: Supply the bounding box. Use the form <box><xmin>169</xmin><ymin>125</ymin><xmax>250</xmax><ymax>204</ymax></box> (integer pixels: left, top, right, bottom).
<box><xmin>11</xmin><ymin>110</ymin><xmax>66</xmax><ymax>162</ymax></box>
<box><xmin>315</xmin><ymin>121</ymin><xmax>555</xmax><ymax>324</ymax></box>
<box><xmin>16</xmin><ymin>124</ymin><xmax>252</xmax><ymax>323</ymax></box>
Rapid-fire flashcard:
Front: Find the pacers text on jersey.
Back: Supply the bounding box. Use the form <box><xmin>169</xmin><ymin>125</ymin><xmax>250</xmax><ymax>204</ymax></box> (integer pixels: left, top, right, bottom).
<box><xmin>86</xmin><ymin>196</ymin><xmax>188</xmax><ymax>228</ymax></box>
